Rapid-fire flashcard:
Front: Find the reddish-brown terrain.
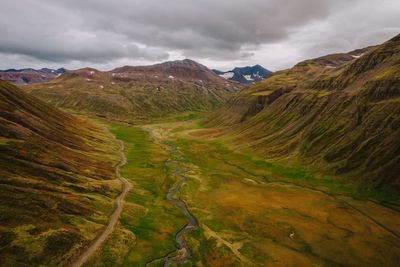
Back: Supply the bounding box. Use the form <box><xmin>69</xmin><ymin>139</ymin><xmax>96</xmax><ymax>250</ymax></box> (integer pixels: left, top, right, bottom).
<box><xmin>0</xmin><ymin>68</ymin><xmax>65</xmax><ymax>85</ymax></box>
<box><xmin>0</xmin><ymin>80</ymin><xmax>121</xmax><ymax>266</ymax></box>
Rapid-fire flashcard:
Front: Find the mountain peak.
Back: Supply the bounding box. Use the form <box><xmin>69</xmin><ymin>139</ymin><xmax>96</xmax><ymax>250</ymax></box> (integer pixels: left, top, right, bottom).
<box><xmin>110</xmin><ymin>59</ymin><xmax>226</xmax><ymax>83</ymax></box>
<box><xmin>213</xmin><ymin>64</ymin><xmax>273</xmax><ymax>84</ymax></box>
<box><xmin>154</xmin><ymin>58</ymin><xmax>208</xmax><ymax>70</ymax></box>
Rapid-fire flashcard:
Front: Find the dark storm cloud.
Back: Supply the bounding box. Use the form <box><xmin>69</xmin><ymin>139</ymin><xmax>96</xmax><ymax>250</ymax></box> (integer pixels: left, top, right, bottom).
<box><xmin>0</xmin><ymin>0</ymin><xmax>399</xmax><ymax>70</ymax></box>
<box><xmin>66</xmin><ymin>0</ymin><xmax>330</xmax><ymax>51</ymax></box>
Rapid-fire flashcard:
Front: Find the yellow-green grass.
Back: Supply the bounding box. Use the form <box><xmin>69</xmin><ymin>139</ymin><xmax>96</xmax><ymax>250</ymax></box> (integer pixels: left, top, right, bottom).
<box><xmin>141</xmin><ymin>120</ymin><xmax>400</xmax><ymax>266</ymax></box>
<box><xmin>0</xmin><ymin>137</ymin><xmax>23</xmax><ymax>146</ymax></box>
<box><xmin>183</xmin><ymin>139</ymin><xmax>399</xmax><ymax>205</ymax></box>
<box><xmin>150</xmin><ymin>111</ymin><xmax>209</xmax><ymax>124</ymax></box>
<box><xmin>87</xmin><ymin>124</ymin><xmax>187</xmax><ymax>266</ymax></box>
<box><xmin>77</xmin><ymin>118</ymin><xmax>400</xmax><ymax>266</ymax></box>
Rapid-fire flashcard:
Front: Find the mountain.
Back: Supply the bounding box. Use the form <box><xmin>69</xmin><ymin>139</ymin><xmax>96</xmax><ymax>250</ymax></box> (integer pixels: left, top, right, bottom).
<box><xmin>205</xmin><ymin>34</ymin><xmax>400</xmax><ymax>192</ymax></box>
<box><xmin>0</xmin><ymin>80</ymin><xmax>120</xmax><ymax>265</ymax></box>
<box><xmin>27</xmin><ymin>59</ymin><xmax>242</xmax><ymax>122</ymax></box>
<box><xmin>0</xmin><ymin>68</ymin><xmax>66</xmax><ymax>85</ymax></box>
<box><xmin>213</xmin><ymin>64</ymin><xmax>273</xmax><ymax>84</ymax></box>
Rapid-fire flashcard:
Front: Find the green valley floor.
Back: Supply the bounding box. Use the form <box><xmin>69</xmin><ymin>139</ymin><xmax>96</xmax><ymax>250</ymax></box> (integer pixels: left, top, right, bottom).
<box><xmin>86</xmin><ymin>116</ymin><xmax>400</xmax><ymax>267</ymax></box>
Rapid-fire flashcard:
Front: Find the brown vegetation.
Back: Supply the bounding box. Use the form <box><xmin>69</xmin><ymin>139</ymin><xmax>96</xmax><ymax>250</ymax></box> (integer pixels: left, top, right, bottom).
<box><xmin>0</xmin><ymin>80</ymin><xmax>120</xmax><ymax>266</ymax></box>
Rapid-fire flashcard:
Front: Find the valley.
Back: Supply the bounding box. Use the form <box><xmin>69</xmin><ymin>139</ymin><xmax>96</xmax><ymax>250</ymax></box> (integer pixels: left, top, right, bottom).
<box><xmin>1</xmin><ymin>32</ymin><xmax>399</xmax><ymax>267</ymax></box>
<box><xmin>84</xmin><ymin>116</ymin><xmax>400</xmax><ymax>266</ymax></box>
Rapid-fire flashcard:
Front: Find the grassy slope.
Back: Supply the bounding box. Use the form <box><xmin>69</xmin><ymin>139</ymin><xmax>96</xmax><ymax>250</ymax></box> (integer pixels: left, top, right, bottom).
<box><xmin>0</xmin><ymin>81</ymin><xmax>121</xmax><ymax>266</ymax></box>
<box><xmin>26</xmin><ymin>63</ymin><xmax>242</xmax><ymax>123</ymax></box>
<box><xmin>205</xmin><ymin>34</ymin><xmax>400</xmax><ymax>192</ymax></box>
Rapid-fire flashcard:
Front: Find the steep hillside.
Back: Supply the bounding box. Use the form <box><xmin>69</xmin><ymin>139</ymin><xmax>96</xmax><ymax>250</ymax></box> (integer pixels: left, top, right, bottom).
<box><xmin>206</xmin><ymin>35</ymin><xmax>400</xmax><ymax>192</ymax></box>
<box><xmin>213</xmin><ymin>64</ymin><xmax>273</xmax><ymax>84</ymax></box>
<box><xmin>0</xmin><ymin>68</ymin><xmax>65</xmax><ymax>85</ymax></box>
<box><xmin>27</xmin><ymin>59</ymin><xmax>242</xmax><ymax>122</ymax></box>
<box><xmin>0</xmin><ymin>80</ymin><xmax>120</xmax><ymax>266</ymax></box>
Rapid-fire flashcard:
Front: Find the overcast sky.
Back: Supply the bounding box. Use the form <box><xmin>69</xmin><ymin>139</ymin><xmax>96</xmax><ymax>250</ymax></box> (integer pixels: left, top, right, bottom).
<box><xmin>0</xmin><ymin>0</ymin><xmax>399</xmax><ymax>71</ymax></box>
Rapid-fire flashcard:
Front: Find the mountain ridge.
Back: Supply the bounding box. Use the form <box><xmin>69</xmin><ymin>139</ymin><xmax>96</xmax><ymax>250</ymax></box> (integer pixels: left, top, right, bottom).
<box><xmin>27</xmin><ymin>59</ymin><xmax>243</xmax><ymax>122</ymax></box>
<box><xmin>0</xmin><ymin>80</ymin><xmax>121</xmax><ymax>265</ymax></box>
<box><xmin>205</xmin><ymin>34</ymin><xmax>400</xmax><ymax>192</ymax></box>
<box><xmin>0</xmin><ymin>68</ymin><xmax>66</xmax><ymax>85</ymax></box>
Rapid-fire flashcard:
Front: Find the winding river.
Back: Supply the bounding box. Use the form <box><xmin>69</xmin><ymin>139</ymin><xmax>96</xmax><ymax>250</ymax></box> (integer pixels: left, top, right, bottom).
<box><xmin>163</xmin><ymin>143</ymin><xmax>199</xmax><ymax>266</ymax></box>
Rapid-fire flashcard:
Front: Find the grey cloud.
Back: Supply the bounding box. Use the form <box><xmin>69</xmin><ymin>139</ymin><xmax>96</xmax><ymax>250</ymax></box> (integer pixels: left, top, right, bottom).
<box><xmin>58</xmin><ymin>0</ymin><xmax>333</xmax><ymax>55</ymax></box>
<box><xmin>0</xmin><ymin>0</ymin><xmax>399</xmax><ymax>70</ymax></box>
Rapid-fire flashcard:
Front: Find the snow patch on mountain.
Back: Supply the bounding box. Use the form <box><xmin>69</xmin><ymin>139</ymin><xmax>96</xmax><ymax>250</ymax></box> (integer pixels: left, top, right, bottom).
<box><xmin>220</xmin><ymin>72</ymin><xmax>235</xmax><ymax>79</ymax></box>
<box><xmin>213</xmin><ymin>65</ymin><xmax>273</xmax><ymax>84</ymax></box>
<box><xmin>244</xmin><ymin>75</ymin><xmax>253</xmax><ymax>81</ymax></box>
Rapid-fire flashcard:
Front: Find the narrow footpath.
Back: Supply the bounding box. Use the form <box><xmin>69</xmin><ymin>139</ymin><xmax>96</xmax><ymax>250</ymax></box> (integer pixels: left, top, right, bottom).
<box><xmin>68</xmin><ymin>140</ymin><xmax>131</xmax><ymax>267</ymax></box>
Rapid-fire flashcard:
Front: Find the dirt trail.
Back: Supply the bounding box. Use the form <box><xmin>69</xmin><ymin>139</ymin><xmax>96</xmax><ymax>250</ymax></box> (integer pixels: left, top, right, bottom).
<box><xmin>202</xmin><ymin>224</ymin><xmax>253</xmax><ymax>265</ymax></box>
<box><xmin>68</xmin><ymin>140</ymin><xmax>131</xmax><ymax>267</ymax></box>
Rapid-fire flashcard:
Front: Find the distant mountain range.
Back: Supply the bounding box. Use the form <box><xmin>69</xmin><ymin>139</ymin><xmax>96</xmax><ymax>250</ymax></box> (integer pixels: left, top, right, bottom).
<box><xmin>213</xmin><ymin>65</ymin><xmax>273</xmax><ymax>84</ymax></box>
<box><xmin>0</xmin><ymin>64</ymin><xmax>274</xmax><ymax>86</ymax></box>
<box><xmin>0</xmin><ymin>68</ymin><xmax>66</xmax><ymax>85</ymax></box>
